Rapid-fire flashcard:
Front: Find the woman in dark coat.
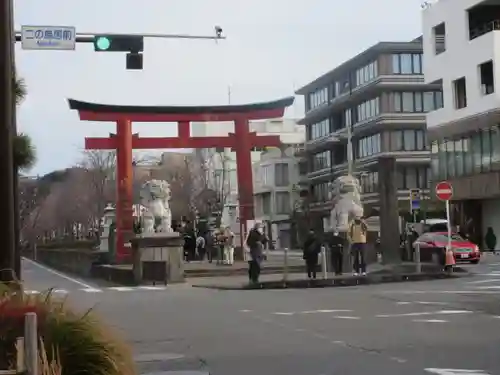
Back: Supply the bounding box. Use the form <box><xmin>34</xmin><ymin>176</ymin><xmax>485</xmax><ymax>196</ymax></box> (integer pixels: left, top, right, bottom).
<box><xmin>303</xmin><ymin>229</ymin><xmax>320</xmax><ymax>279</ymax></box>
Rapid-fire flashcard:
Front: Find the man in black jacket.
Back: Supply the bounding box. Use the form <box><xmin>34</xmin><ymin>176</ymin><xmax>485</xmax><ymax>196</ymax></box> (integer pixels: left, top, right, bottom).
<box><xmin>246</xmin><ymin>223</ymin><xmax>267</xmax><ymax>284</ymax></box>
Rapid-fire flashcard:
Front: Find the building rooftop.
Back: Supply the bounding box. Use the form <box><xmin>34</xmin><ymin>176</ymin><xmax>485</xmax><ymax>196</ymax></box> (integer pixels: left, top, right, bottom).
<box><xmin>295</xmin><ymin>41</ymin><xmax>423</xmax><ymax>95</ymax></box>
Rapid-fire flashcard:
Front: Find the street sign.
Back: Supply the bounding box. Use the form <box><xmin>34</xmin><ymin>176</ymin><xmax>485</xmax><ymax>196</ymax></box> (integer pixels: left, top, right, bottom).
<box><xmin>409</xmin><ymin>188</ymin><xmax>421</xmax><ymax>211</ymax></box>
<box><xmin>21</xmin><ymin>26</ymin><xmax>76</xmax><ymax>50</ymax></box>
<box><xmin>435</xmin><ymin>181</ymin><xmax>453</xmax><ymax>201</ymax></box>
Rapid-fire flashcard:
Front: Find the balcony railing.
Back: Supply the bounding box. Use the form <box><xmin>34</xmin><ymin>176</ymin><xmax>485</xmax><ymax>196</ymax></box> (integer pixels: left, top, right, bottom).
<box><xmin>470</xmin><ymin>20</ymin><xmax>500</xmax><ymax>40</ymax></box>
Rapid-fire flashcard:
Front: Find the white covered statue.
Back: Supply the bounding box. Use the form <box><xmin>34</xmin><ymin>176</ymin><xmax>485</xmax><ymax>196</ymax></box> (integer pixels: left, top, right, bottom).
<box><xmin>139</xmin><ymin>179</ymin><xmax>173</xmax><ymax>234</ymax></box>
<box><xmin>329</xmin><ymin>175</ymin><xmax>364</xmax><ymax>233</ymax></box>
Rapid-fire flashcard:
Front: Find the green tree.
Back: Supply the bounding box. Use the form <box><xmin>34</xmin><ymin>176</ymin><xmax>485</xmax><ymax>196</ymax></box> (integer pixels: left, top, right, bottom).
<box><xmin>13</xmin><ymin>74</ymin><xmax>36</xmax><ymax>170</ymax></box>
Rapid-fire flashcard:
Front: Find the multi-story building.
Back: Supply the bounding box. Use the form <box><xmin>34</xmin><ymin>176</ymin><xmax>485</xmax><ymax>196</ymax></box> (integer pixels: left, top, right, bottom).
<box><xmin>422</xmin><ymin>0</ymin><xmax>500</xmax><ymax>245</ymax></box>
<box><xmin>252</xmin><ymin>143</ymin><xmax>306</xmax><ymax>249</ymax></box>
<box><xmin>295</xmin><ymin>40</ymin><xmax>444</xmax><ymax>228</ymax></box>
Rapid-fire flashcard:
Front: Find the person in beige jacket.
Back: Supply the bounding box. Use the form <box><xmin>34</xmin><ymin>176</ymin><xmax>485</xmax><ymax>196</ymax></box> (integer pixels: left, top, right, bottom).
<box><xmin>348</xmin><ymin>215</ymin><xmax>368</xmax><ymax>276</ymax></box>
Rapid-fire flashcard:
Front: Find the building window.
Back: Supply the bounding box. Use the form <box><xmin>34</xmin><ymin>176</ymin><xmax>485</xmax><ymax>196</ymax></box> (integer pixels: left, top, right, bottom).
<box><xmin>479</xmin><ymin>60</ymin><xmax>495</xmax><ymax>95</ymax></box>
<box><xmin>433</xmin><ymin>23</ymin><xmax>446</xmax><ymax>54</ymax></box>
<box><xmin>391</xmin><ymin>53</ymin><xmax>423</xmax><ymax>74</ymax></box>
<box><xmin>360</xmin><ymin>171</ymin><xmax>378</xmax><ymax>193</ymax></box>
<box><xmin>430</xmin><ymin>141</ymin><xmax>439</xmax><ymax>181</ymax></box>
<box><xmin>355</xmin><ymin>97</ymin><xmax>380</xmax><ymax>123</ymax></box>
<box><xmin>275</xmin><ymin>163</ymin><xmax>289</xmax><ymax>187</ymax></box>
<box><xmin>446</xmin><ymin>140</ymin><xmax>455</xmax><ymax>178</ymax></box>
<box><xmin>482</xmin><ymin>129</ymin><xmax>492</xmax><ymax>172</ymax></box>
<box><xmin>357</xmin><ymin>133</ymin><xmax>381</xmax><ymax>158</ymax></box>
<box><xmin>298</xmin><ymin>161</ymin><xmax>308</xmax><ymax>176</ymax></box>
<box><xmin>393</xmin><ymin>91</ymin><xmax>443</xmax><ymax>113</ymax></box>
<box><xmin>389</xmin><ymin>130</ymin><xmax>426</xmax><ymax>151</ymax></box>
<box><xmin>260</xmin><ymin>165</ymin><xmax>272</xmax><ymax>185</ymax></box>
<box><xmin>396</xmin><ymin>167</ymin><xmax>429</xmax><ymax>189</ymax></box>
<box><xmin>453</xmin><ymin>77</ymin><xmax>467</xmax><ymax>109</ymax></box>
<box><xmin>355</xmin><ymin>60</ymin><xmax>378</xmax><ymax>87</ymax></box>
<box><xmin>492</xmin><ymin>126</ymin><xmax>500</xmax><ymax>168</ymax></box>
<box><xmin>307</xmin><ymin>87</ymin><xmax>328</xmax><ymax>112</ymax></box>
<box><xmin>455</xmin><ymin>139</ymin><xmax>465</xmax><ymax>177</ymax></box>
<box><xmin>309</xmin><ymin>118</ymin><xmax>330</xmax><ymax>140</ymax></box>
<box><xmin>312</xmin><ymin>182</ymin><xmax>329</xmax><ymax>203</ymax></box>
<box><xmin>262</xmin><ymin>193</ymin><xmax>271</xmax><ymax>215</ymax></box>
<box><xmin>275</xmin><ymin>192</ymin><xmax>291</xmax><ymax>214</ymax></box>
<box><xmin>312</xmin><ymin>150</ymin><xmax>331</xmax><ymax>172</ymax></box>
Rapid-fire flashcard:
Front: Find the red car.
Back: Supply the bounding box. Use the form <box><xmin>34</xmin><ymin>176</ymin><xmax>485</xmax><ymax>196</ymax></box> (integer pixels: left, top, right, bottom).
<box><xmin>413</xmin><ymin>232</ymin><xmax>481</xmax><ymax>264</ymax></box>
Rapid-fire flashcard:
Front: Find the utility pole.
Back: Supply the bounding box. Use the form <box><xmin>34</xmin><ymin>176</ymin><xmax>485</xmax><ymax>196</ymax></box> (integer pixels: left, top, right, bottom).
<box><xmin>0</xmin><ymin>0</ymin><xmax>17</xmax><ymax>282</ymax></box>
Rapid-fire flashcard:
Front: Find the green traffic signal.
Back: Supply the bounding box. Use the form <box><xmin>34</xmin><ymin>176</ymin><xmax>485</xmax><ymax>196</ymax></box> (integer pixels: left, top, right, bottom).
<box><xmin>95</xmin><ymin>36</ymin><xmax>111</xmax><ymax>50</ymax></box>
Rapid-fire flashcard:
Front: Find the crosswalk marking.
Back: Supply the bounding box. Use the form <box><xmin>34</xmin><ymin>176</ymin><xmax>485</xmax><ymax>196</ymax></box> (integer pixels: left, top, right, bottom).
<box><xmin>108</xmin><ymin>287</ymin><xmax>136</xmax><ymax>292</ymax></box>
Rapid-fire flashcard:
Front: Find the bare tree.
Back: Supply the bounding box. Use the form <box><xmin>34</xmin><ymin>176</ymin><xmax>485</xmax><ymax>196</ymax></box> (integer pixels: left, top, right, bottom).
<box><xmin>80</xmin><ymin>150</ymin><xmax>116</xmax><ymax>228</ymax></box>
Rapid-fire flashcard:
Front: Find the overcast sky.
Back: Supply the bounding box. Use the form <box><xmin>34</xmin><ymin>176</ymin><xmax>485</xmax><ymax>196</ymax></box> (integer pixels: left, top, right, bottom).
<box><xmin>15</xmin><ymin>0</ymin><xmax>424</xmax><ymax>175</ymax></box>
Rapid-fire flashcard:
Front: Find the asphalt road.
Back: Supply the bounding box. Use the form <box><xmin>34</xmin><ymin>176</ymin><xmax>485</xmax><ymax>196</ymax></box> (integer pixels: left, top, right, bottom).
<box><xmin>21</xmin><ymin>255</ymin><xmax>500</xmax><ymax>375</ymax></box>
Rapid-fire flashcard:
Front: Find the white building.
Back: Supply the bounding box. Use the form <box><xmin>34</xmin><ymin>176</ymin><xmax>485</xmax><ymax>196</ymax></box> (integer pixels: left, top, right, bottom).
<box><xmin>422</xmin><ymin>0</ymin><xmax>500</xmax><ymax>247</ymax></box>
<box><xmin>252</xmin><ymin>143</ymin><xmax>306</xmax><ymax>249</ymax></box>
<box><xmin>191</xmin><ymin>119</ymin><xmax>304</xmax><ymax>238</ymax></box>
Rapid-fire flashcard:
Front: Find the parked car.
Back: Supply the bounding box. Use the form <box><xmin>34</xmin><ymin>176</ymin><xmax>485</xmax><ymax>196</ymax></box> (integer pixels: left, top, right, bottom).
<box><xmin>413</xmin><ymin>231</ymin><xmax>481</xmax><ymax>264</ymax></box>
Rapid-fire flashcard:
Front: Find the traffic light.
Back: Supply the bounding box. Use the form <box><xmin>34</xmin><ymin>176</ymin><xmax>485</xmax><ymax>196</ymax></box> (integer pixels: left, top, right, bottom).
<box><xmin>93</xmin><ymin>35</ymin><xmax>144</xmax><ymax>52</ymax></box>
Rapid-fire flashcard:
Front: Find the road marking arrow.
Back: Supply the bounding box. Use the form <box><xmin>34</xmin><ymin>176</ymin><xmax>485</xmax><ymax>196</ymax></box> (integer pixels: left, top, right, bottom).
<box><xmin>425</xmin><ymin>368</ymin><xmax>490</xmax><ymax>375</ymax></box>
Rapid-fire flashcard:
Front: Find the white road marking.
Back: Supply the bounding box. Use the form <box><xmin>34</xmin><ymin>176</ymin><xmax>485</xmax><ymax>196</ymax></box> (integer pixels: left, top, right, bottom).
<box><xmin>396</xmin><ymin>301</ymin><xmax>411</xmax><ymax>305</ymax></box>
<box><xmin>22</xmin><ymin>257</ymin><xmax>96</xmax><ymax>289</ymax></box>
<box><xmin>333</xmin><ymin>315</ymin><xmax>360</xmax><ymax>320</ymax></box>
<box><xmin>376</xmin><ymin>310</ymin><xmax>472</xmax><ymax>318</ymax></box>
<box><xmin>465</xmin><ymin>279</ymin><xmax>500</xmax><ymax>284</ymax></box>
<box><xmin>412</xmin><ymin>319</ymin><xmax>448</xmax><ymax>323</ymax></box>
<box><xmin>273</xmin><ymin>309</ymin><xmax>351</xmax><ymax>316</ymax></box>
<box><xmin>134</xmin><ymin>353</ymin><xmax>185</xmax><ymax>362</ymax></box>
<box><xmin>425</xmin><ymin>368</ymin><xmax>490</xmax><ymax>375</ymax></box>
<box><xmin>108</xmin><ymin>287</ymin><xmax>135</xmax><ymax>291</ymax></box>
<box><xmin>24</xmin><ymin>290</ymin><xmax>40</xmax><ymax>295</ymax></box>
<box><xmin>396</xmin><ymin>301</ymin><xmax>448</xmax><ymax>305</ymax></box>
<box><xmin>475</xmin><ymin>285</ymin><xmax>500</xmax><ymax>290</ymax></box>
<box><xmin>81</xmin><ymin>288</ymin><xmax>103</xmax><ymax>293</ymax></box>
<box><xmin>239</xmin><ymin>309</ymin><xmax>253</xmax><ymax>313</ymax></box>
<box><xmin>52</xmin><ymin>289</ymin><xmax>68</xmax><ymax>294</ymax></box>
<box><xmin>139</xmin><ymin>286</ymin><xmax>167</xmax><ymax>290</ymax></box>
<box><xmin>382</xmin><ymin>290</ymin><xmax>500</xmax><ymax>295</ymax></box>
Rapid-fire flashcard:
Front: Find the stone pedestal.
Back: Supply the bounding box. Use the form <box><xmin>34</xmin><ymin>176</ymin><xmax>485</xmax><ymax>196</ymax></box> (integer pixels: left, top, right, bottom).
<box><xmin>130</xmin><ymin>233</ymin><xmax>185</xmax><ymax>284</ymax></box>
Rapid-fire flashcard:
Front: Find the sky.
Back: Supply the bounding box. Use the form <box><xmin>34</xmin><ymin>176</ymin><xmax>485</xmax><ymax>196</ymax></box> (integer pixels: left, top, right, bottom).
<box><xmin>15</xmin><ymin>0</ymin><xmax>424</xmax><ymax>175</ymax></box>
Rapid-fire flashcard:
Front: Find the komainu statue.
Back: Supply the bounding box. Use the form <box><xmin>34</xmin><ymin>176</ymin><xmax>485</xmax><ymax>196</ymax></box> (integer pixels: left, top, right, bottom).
<box><xmin>329</xmin><ymin>175</ymin><xmax>364</xmax><ymax>233</ymax></box>
<box><xmin>139</xmin><ymin>179</ymin><xmax>173</xmax><ymax>234</ymax></box>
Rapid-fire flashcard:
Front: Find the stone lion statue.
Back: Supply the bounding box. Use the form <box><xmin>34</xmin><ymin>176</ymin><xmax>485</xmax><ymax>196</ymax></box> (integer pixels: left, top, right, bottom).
<box><xmin>139</xmin><ymin>179</ymin><xmax>173</xmax><ymax>233</ymax></box>
<box><xmin>329</xmin><ymin>175</ymin><xmax>364</xmax><ymax>233</ymax></box>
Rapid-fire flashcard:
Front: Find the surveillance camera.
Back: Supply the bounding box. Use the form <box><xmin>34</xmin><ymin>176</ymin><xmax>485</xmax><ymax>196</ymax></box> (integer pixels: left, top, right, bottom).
<box><xmin>214</xmin><ymin>26</ymin><xmax>223</xmax><ymax>38</ymax></box>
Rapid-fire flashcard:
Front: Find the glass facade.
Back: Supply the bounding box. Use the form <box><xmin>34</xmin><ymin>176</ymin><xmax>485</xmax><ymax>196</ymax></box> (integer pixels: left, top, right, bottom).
<box><xmin>391</xmin><ymin>53</ymin><xmax>423</xmax><ymax>74</ymax></box>
<box><xmin>361</xmin><ymin>171</ymin><xmax>379</xmax><ymax>193</ymax></box>
<box><xmin>396</xmin><ymin>167</ymin><xmax>431</xmax><ymax>189</ymax></box>
<box><xmin>356</xmin><ymin>97</ymin><xmax>380</xmax><ymax>123</ymax></box>
<box><xmin>393</xmin><ymin>91</ymin><xmax>443</xmax><ymax>112</ymax></box>
<box><xmin>312</xmin><ymin>182</ymin><xmax>330</xmax><ymax>203</ymax></box>
<box><xmin>307</xmin><ymin>87</ymin><xmax>328</xmax><ymax>112</ymax></box>
<box><xmin>357</xmin><ymin>133</ymin><xmax>381</xmax><ymax>158</ymax></box>
<box><xmin>389</xmin><ymin>130</ymin><xmax>427</xmax><ymax>151</ymax></box>
<box><xmin>431</xmin><ymin>125</ymin><xmax>500</xmax><ymax>180</ymax></box>
<box><xmin>312</xmin><ymin>150</ymin><xmax>331</xmax><ymax>172</ymax></box>
<box><xmin>309</xmin><ymin>118</ymin><xmax>330</xmax><ymax>140</ymax></box>
<box><xmin>355</xmin><ymin>60</ymin><xmax>378</xmax><ymax>87</ymax></box>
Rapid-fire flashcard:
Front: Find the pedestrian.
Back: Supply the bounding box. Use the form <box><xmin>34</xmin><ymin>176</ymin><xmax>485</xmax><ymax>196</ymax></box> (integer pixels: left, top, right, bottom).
<box><xmin>485</xmin><ymin>227</ymin><xmax>497</xmax><ymax>254</ymax></box>
<box><xmin>246</xmin><ymin>222</ymin><xmax>267</xmax><ymax>284</ymax></box>
<box><xmin>329</xmin><ymin>231</ymin><xmax>344</xmax><ymax>276</ymax></box>
<box><xmin>302</xmin><ymin>229</ymin><xmax>320</xmax><ymax>279</ymax></box>
<box><xmin>196</xmin><ymin>233</ymin><xmax>206</xmax><ymax>261</ymax></box>
<box><xmin>348</xmin><ymin>215</ymin><xmax>368</xmax><ymax>276</ymax></box>
<box><xmin>223</xmin><ymin>226</ymin><xmax>235</xmax><ymax>265</ymax></box>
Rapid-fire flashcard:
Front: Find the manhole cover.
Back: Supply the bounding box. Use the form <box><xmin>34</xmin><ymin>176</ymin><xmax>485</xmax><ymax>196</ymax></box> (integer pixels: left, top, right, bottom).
<box><xmin>135</xmin><ymin>353</ymin><xmax>186</xmax><ymax>362</ymax></box>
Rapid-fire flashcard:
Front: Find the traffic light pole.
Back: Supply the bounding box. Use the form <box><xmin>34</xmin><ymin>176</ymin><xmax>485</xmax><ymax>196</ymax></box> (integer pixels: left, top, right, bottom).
<box><xmin>0</xmin><ymin>0</ymin><xmax>17</xmax><ymax>282</ymax></box>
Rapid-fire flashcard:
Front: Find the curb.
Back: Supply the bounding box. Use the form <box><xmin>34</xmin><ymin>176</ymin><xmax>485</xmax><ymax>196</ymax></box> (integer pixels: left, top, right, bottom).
<box><xmin>191</xmin><ymin>270</ymin><xmax>469</xmax><ymax>290</ymax></box>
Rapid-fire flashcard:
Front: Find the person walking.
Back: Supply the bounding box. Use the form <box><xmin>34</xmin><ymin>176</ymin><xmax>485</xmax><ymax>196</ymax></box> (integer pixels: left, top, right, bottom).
<box><xmin>348</xmin><ymin>215</ymin><xmax>368</xmax><ymax>276</ymax></box>
<box><xmin>329</xmin><ymin>231</ymin><xmax>344</xmax><ymax>276</ymax></box>
<box><xmin>303</xmin><ymin>229</ymin><xmax>320</xmax><ymax>279</ymax></box>
<box><xmin>196</xmin><ymin>233</ymin><xmax>206</xmax><ymax>261</ymax></box>
<box><xmin>223</xmin><ymin>226</ymin><xmax>235</xmax><ymax>265</ymax></box>
<box><xmin>246</xmin><ymin>222</ymin><xmax>267</xmax><ymax>284</ymax></box>
<box><xmin>485</xmin><ymin>227</ymin><xmax>497</xmax><ymax>254</ymax></box>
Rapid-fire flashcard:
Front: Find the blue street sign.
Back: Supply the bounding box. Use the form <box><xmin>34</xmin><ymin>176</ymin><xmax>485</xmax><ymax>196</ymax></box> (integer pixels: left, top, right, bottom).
<box><xmin>410</xmin><ymin>189</ymin><xmax>421</xmax><ymax>211</ymax></box>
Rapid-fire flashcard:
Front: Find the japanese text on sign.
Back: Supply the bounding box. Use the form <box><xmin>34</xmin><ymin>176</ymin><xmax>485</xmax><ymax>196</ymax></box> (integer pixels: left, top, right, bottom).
<box><xmin>21</xmin><ymin>26</ymin><xmax>76</xmax><ymax>50</ymax></box>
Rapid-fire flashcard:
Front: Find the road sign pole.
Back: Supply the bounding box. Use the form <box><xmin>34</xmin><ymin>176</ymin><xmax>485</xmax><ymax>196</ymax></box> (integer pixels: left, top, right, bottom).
<box><xmin>445</xmin><ymin>199</ymin><xmax>452</xmax><ymax>253</ymax></box>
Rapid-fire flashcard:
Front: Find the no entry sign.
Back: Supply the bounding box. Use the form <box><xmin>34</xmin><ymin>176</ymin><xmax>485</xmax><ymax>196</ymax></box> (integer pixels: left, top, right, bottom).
<box><xmin>435</xmin><ymin>181</ymin><xmax>453</xmax><ymax>201</ymax></box>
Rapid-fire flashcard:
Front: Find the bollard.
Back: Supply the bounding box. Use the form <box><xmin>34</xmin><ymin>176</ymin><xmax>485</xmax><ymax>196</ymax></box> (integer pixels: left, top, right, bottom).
<box><xmin>415</xmin><ymin>243</ymin><xmax>421</xmax><ymax>274</ymax></box>
<box><xmin>321</xmin><ymin>246</ymin><xmax>327</xmax><ymax>279</ymax></box>
<box><xmin>24</xmin><ymin>313</ymin><xmax>37</xmax><ymax>375</ymax></box>
<box><xmin>282</xmin><ymin>247</ymin><xmax>289</xmax><ymax>282</ymax></box>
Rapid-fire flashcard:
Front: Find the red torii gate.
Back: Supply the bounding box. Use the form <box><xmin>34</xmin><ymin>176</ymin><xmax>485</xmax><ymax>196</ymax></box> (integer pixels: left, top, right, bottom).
<box><xmin>68</xmin><ymin>97</ymin><xmax>294</xmax><ymax>262</ymax></box>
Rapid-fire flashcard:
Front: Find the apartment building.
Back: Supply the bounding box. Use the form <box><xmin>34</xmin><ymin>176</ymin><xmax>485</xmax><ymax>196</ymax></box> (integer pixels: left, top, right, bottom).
<box><xmin>295</xmin><ymin>40</ymin><xmax>443</xmax><ymax>227</ymax></box>
<box><xmin>422</xmin><ymin>0</ymin><xmax>500</xmax><ymax>246</ymax></box>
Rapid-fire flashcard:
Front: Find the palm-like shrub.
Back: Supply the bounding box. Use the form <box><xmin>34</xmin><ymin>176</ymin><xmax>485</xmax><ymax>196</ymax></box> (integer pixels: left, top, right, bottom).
<box><xmin>14</xmin><ymin>73</ymin><xmax>36</xmax><ymax>171</ymax></box>
<box><xmin>0</xmin><ymin>286</ymin><xmax>136</xmax><ymax>375</ymax></box>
